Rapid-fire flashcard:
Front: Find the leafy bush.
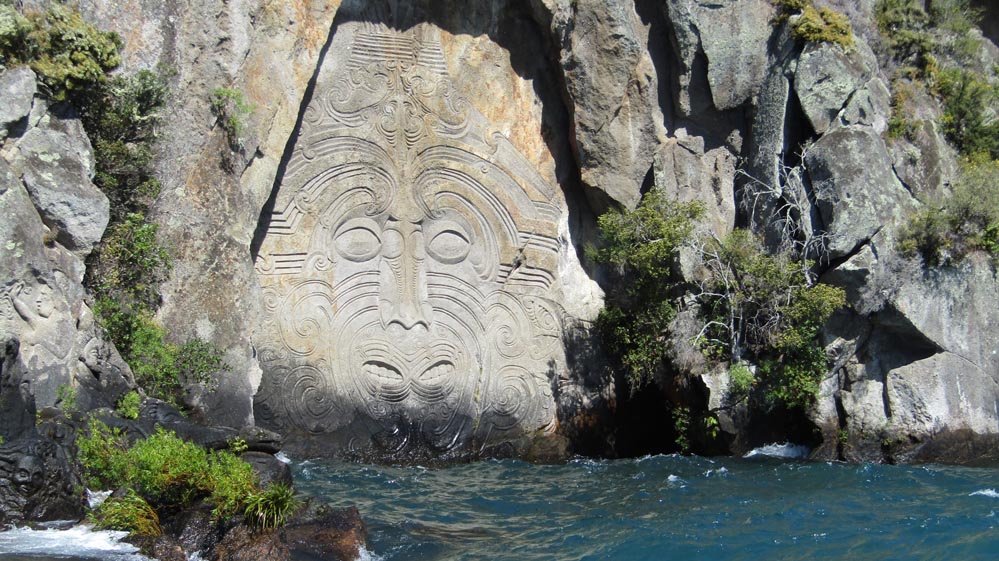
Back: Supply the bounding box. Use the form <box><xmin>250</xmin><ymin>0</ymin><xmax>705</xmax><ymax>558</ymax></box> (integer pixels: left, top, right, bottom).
<box><xmin>244</xmin><ymin>483</ymin><xmax>299</xmax><ymax>530</ymax></box>
<box><xmin>77</xmin><ymin>418</ymin><xmax>133</xmax><ymax>490</ymax></box>
<box><xmin>56</xmin><ymin>384</ymin><xmax>78</xmax><ymax>412</ymax></box>
<box><xmin>791</xmin><ymin>5</ymin><xmax>855</xmax><ymax>49</ymax></box>
<box><xmin>937</xmin><ymin>68</ymin><xmax>999</xmax><ymax>160</ymax></box>
<box><xmin>90</xmin><ymin>490</ymin><xmax>161</xmax><ymax>537</ymax></box>
<box><xmin>91</xmin><ymin>213</ymin><xmax>170</xmax><ymax>313</ymax></box>
<box><xmin>900</xmin><ymin>156</ymin><xmax>999</xmax><ymax>264</ymax></box>
<box><xmin>210</xmin><ymin>87</ymin><xmax>251</xmax><ymax>150</ymax></box>
<box><xmin>590</xmin><ymin>189</ymin><xmax>704</xmax><ymax>390</ymax></box>
<box><xmin>116</xmin><ymin>391</ymin><xmax>142</xmax><ymax>420</ymax></box>
<box><xmin>696</xmin><ymin>230</ymin><xmax>845</xmax><ymax>409</ymax></box>
<box><xmin>79</xmin><ymin>69</ymin><xmax>169</xmax><ymax>219</ymax></box>
<box><xmin>97</xmin><ymin>309</ymin><xmax>228</xmax><ymax>406</ymax></box>
<box><xmin>875</xmin><ymin>0</ymin><xmax>934</xmax><ymax>58</ymax></box>
<box><xmin>78</xmin><ymin>423</ymin><xmax>267</xmax><ymax>525</ymax></box>
<box><xmin>0</xmin><ymin>4</ymin><xmax>121</xmax><ymax>100</ymax></box>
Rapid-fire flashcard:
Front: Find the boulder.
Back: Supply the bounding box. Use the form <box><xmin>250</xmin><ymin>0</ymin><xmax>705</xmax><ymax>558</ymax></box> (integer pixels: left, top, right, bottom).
<box><xmin>11</xmin><ymin>120</ymin><xmax>108</xmax><ymax>256</ymax></box>
<box><xmin>554</xmin><ymin>0</ymin><xmax>664</xmax><ymax>207</ymax></box>
<box><xmin>793</xmin><ymin>42</ymin><xmax>872</xmax><ymax>135</ymax></box>
<box><xmin>666</xmin><ymin>0</ymin><xmax>774</xmax><ymax>113</ymax></box>
<box><xmin>0</xmin><ymin>66</ymin><xmax>36</xmax><ymax>138</ymax></box>
<box><xmin>805</xmin><ymin>127</ymin><xmax>916</xmax><ymax>259</ymax></box>
<box><xmin>211</xmin><ymin>525</ymin><xmax>289</xmax><ymax>561</ymax></box>
<box><xmin>285</xmin><ymin>505</ymin><xmax>368</xmax><ymax>561</ymax></box>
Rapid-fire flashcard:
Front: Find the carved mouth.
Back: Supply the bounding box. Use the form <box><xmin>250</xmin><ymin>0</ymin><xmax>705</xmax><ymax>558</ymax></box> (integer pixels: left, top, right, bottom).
<box><xmin>361</xmin><ymin>359</ymin><xmax>456</xmax><ymax>402</ymax></box>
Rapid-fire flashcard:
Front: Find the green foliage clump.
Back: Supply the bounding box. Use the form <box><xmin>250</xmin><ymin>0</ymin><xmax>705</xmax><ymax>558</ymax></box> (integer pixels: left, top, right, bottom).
<box><xmin>77</xmin><ymin>422</ymin><xmax>275</xmax><ymax>532</ymax></box>
<box><xmin>91</xmin><ymin>306</ymin><xmax>228</xmax><ymax>406</ymax></box>
<box><xmin>697</xmin><ymin>230</ymin><xmax>845</xmax><ymax>409</ymax></box>
<box><xmin>210</xmin><ymin>87</ymin><xmax>251</xmax><ymax>150</ymax></box>
<box><xmin>900</xmin><ymin>156</ymin><xmax>999</xmax><ymax>264</ymax></box>
<box><xmin>589</xmin><ymin>189</ymin><xmax>704</xmax><ymax>390</ymax></box>
<box><xmin>79</xmin><ymin>69</ymin><xmax>169</xmax><ymax>219</ymax></box>
<box><xmin>90</xmin><ymin>490</ymin><xmax>162</xmax><ymax>537</ymax></box>
<box><xmin>116</xmin><ymin>391</ymin><xmax>142</xmax><ymax>420</ymax></box>
<box><xmin>92</xmin><ymin>213</ymin><xmax>170</xmax><ymax>312</ymax></box>
<box><xmin>244</xmin><ymin>483</ymin><xmax>299</xmax><ymax>530</ymax></box>
<box><xmin>0</xmin><ymin>3</ymin><xmax>121</xmax><ymax>100</ymax></box>
<box><xmin>56</xmin><ymin>384</ymin><xmax>78</xmax><ymax>412</ymax></box>
<box><xmin>772</xmin><ymin>0</ymin><xmax>854</xmax><ymax>48</ymax></box>
<box><xmin>77</xmin><ymin>418</ymin><xmax>134</xmax><ymax>489</ymax></box>
<box><xmin>936</xmin><ymin>68</ymin><xmax>999</xmax><ymax>160</ymax></box>
<box><xmin>875</xmin><ymin>0</ymin><xmax>937</xmax><ymax>73</ymax></box>
<box><xmin>791</xmin><ymin>5</ymin><xmax>855</xmax><ymax>49</ymax></box>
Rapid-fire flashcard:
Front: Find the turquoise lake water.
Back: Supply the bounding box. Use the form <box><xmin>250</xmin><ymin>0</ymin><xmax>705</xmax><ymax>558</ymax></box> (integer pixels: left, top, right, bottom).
<box><xmin>2</xmin><ymin>446</ymin><xmax>998</xmax><ymax>560</ymax></box>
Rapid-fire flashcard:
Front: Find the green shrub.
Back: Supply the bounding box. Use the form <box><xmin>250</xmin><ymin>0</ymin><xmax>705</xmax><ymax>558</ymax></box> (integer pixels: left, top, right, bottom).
<box><xmin>244</xmin><ymin>483</ymin><xmax>298</xmax><ymax>530</ymax></box>
<box><xmin>116</xmin><ymin>391</ymin><xmax>142</xmax><ymax>420</ymax></box>
<box><xmin>92</xmin><ymin>305</ymin><xmax>228</xmax><ymax>406</ymax></box>
<box><xmin>696</xmin><ymin>230</ymin><xmax>845</xmax><ymax>409</ymax></box>
<box><xmin>589</xmin><ymin>189</ymin><xmax>704</xmax><ymax>390</ymax></box>
<box><xmin>77</xmin><ymin>418</ymin><xmax>133</xmax><ymax>490</ymax></box>
<box><xmin>727</xmin><ymin>362</ymin><xmax>755</xmax><ymax>402</ymax></box>
<box><xmin>875</xmin><ymin>0</ymin><xmax>936</xmax><ymax>74</ymax></box>
<box><xmin>0</xmin><ymin>4</ymin><xmax>121</xmax><ymax>100</ymax></box>
<box><xmin>90</xmin><ymin>490</ymin><xmax>161</xmax><ymax>537</ymax></box>
<box><xmin>791</xmin><ymin>5</ymin><xmax>855</xmax><ymax>49</ymax></box>
<box><xmin>79</xmin><ymin>425</ymin><xmax>275</xmax><ymax>535</ymax></box>
<box><xmin>79</xmin><ymin>69</ymin><xmax>169</xmax><ymax>219</ymax></box>
<box><xmin>901</xmin><ymin>156</ymin><xmax>999</xmax><ymax>263</ymax></box>
<box><xmin>210</xmin><ymin>87</ymin><xmax>251</xmax><ymax>150</ymax></box>
<box><xmin>56</xmin><ymin>384</ymin><xmax>78</xmax><ymax>412</ymax></box>
<box><xmin>204</xmin><ymin>448</ymin><xmax>258</xmax><ymax>519</ymax></box>
<box><xmin>91</xmin><ymin>212</ymin><xmax>170</xmax><ymax>313</ymax></box>
<box><xmin>937</xmin><ymin>68</ymin><xmax>999</xmax><ymax>159</ymax></box>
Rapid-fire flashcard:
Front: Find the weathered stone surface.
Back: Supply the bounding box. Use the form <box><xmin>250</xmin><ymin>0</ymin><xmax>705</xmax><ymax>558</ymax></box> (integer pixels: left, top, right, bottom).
<box><xmin>1</xmin><ymin>149</ymin><xmax>131</xmax><ymax>413</ymax></box>
<box><xmin>839</xmin><ymin>77</ymin><xmax>891</xmax><ymax>133</ymax></box>
<box><xmin>211</xmin><ymin>525</ymin><xmax>290</xmax><ymax>561</ymax></box>
<box><xmin>888</xmin><ymin>119</ymin><xmax>959</xmax><ymax>201</ymax></box>
<box><xmin>653</xmin><ymin>134</ymin><xmax>737</xmax><ymax>239</ymax></box>
<box><xmin>552</xmin><ymin>0</ymin><xmax>664</xmax><ymax>208</ymax></box>
<box><xmin>0</xmin><ymin>419</ymin><xmax>85</xmax><ymax>527</ymax></box>
<box><xmin>0</xmin><ymin>66</ymin><xmax>36</xmax><ymax>139</ymax></box>
<box><xmin>241</xmin><ymin>451</ymin><xmax>292</xmax><ymax>488</ymax></box>
<box><xmin>285</xmin><ymin>505</ymin><xmax>367</xmax><ymax>561</ymax></box>
<box><xmin>805</xmin><ymin>127</ymin><xmax>916</xmax><ymax>259</ymax></box>
<box><xmin>666</xmin><ymin>0</ymin><xmax>773</xmax><ymax>113</ymax></box>
<box><xmin>253</xmin><ymin>19</ymin><xmax>581</xmax><ymax>461</ymax></box>
<box><xmin>794</xmin><ymin>42</ymin><xmax>871</xmax><ymax>134</ymax></box>
<box><xmin>11</xmin><ymin>122</ymin><xmax>108</xmax><ymax>256</ymax></box>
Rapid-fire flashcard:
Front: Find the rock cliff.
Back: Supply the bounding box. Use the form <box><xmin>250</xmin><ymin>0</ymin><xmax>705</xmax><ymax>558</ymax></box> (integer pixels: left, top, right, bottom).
<box><xmin>2</xmin><ymin>0</ymin><xmax>998</xmax><ymax>465</ymax></box>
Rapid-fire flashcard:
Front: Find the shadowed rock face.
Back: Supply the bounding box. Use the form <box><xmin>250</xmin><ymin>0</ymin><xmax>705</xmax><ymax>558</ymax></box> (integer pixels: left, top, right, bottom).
<box><xmin>253</xmin><ymin>20</ymin><xmax>573</xmax><ymax>461</ymax></box>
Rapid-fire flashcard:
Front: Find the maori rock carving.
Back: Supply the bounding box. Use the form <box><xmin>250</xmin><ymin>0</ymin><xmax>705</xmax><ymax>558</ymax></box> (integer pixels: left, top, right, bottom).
<box><xmin>254</xmin><ymin>23</ymin><xmax>569</xmax><ymax>460</ymax></box>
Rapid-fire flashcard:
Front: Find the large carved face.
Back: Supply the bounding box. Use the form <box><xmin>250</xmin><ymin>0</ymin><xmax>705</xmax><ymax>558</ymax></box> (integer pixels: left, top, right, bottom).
<box><xmin>253</xmin><ymin>24</ymin><xmax>566</xmax><ymax>459</ymax></box>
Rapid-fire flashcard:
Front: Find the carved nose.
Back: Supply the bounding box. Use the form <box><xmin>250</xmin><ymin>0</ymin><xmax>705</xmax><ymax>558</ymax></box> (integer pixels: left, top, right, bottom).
<box><xmin>379</xmin><ymin>223</ymin><xmax>433</xmax><ymax>330</ymax></box>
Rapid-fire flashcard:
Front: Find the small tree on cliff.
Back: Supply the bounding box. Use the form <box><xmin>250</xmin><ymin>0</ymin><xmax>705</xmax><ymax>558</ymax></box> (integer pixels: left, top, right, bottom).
<box><xmin>589</xmin><ymin>188</ymin><xmax>704</xmax><ymax>390</ymax></box>
<box><xmin>692</xmin><ymin>229</ymin><xmax>845</xmax><ymax>409</ymax></box>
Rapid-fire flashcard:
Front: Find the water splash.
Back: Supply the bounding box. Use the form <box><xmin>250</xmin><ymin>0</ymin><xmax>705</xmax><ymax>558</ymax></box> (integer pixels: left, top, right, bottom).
<box><xmin>0</xmin><ymin>526</ymin><xmax>151</xmax><ymax>560</ymax></box>
<box><xmin>743</xmin><ymin>442</ymin><xmax>811</xmax><ymax>459</ymax></box>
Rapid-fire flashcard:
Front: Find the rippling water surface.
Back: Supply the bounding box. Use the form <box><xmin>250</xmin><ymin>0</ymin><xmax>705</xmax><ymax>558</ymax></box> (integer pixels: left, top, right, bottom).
<box><xmin>295</xmin><ymin>450</ymin><xmax>999</xmax><ymax>561</ymax></box>
<box><xmin>2</xmin><ymin>448</ymin><xmax>999</xmax><ymax>560</ymax></box>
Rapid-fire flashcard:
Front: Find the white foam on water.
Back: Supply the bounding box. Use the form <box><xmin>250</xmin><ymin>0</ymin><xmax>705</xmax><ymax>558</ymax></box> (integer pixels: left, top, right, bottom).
<box><xmin>970</xmin><ymin>489</ymin><xmax>999</xmax><ymax>498</ymax></box>
<box><xmin>356</xmin><ymin>545</ymin><xmax>385</xmax><ymax>561</ymax></box>
<box><xmin>274</xmin><ymin>451</ymin><xmax>293</xmax><ymax>464</ymax></box>
<box><xmin>743</xmin><ymin>443</ymin><xmax>811</xmax><ymax>459</ymax></box>
<box><xmin>0</xmin><ymin>526</ymin><xmax>153</xmax><ymax>559</ymax></box>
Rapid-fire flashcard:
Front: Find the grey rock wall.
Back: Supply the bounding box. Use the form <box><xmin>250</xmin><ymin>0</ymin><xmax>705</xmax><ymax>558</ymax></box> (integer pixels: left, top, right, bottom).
<box><xmin>2</xmin><ymin>0</ymin><xmax>995</xmax><ymax>463</ymax></box>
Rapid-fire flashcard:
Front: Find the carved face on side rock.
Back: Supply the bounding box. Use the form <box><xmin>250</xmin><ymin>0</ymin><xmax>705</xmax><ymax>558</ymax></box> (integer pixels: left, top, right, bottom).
<box><xmin>253</xmin><ymin>23</ymin><xmax>567</xmax><ymax>460</ymax></box>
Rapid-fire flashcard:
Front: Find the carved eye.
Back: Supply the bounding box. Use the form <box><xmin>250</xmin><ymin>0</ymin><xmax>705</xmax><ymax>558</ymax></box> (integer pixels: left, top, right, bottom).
<box><xmin>427</xmin><ymin>228</ymin><xmax>471</xmax><ymax>264</ymax></box>
<box><xmin>334</xmin><ymin>219</ymin><xmax>381</xmax><ymax>262</ymax></box>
